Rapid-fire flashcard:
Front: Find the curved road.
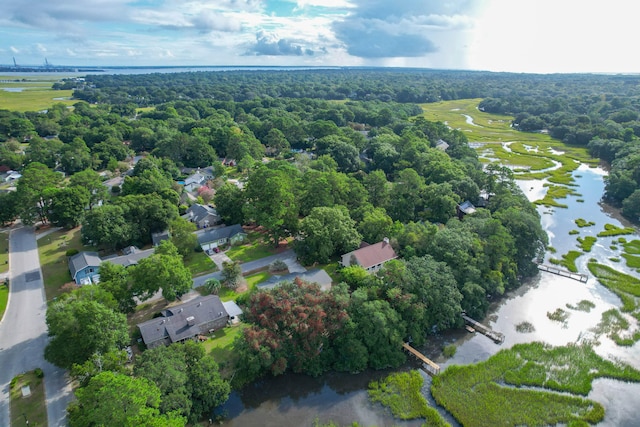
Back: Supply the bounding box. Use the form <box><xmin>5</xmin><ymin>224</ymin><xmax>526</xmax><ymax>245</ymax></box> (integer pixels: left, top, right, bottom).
<box><xmin>0</xmin><ymin>227</ymin><xmax>72</xmax><ymax>427</ymax></box>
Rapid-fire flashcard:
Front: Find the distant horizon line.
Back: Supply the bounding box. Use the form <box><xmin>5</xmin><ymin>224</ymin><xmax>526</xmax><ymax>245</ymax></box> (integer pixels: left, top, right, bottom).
<box><xmin>0</xmin><ymin>64</ymin><xmax>638</xmax><ymax>76</ymax></box>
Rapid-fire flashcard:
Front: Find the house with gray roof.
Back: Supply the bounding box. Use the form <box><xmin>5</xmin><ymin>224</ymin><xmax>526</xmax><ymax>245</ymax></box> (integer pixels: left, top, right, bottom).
<box><xmin>183</xmin><ymin>204</ymin><xmax>221</xmax><ymax>229</ymax></box>
<box><xmin>137</xmin><ymin>295</ymin><xmax>229</xmax><ymax>349</ymax></box>
<box><xmin>68</xmin><ymin>251</ymin><xmax>102</xmax><ymax>285</ymax></box>
<box><xmin>197</xmin><ymin>224</ymin><xmax>247</xmax><ymax>253</ymax></box>
<box><xmin>152</xmin><ymin>230</ymin><xmax>171</xmax><ymax>246</ymax></box>
<box><xmin>258</xmin><ymin>269</ymin><xmax>333</xmax><ymax>291</ymax></box>
<box><xmin>69</xmin><ymin>248</ymin><xmax>155</xmax><ymax>285</ymax></box>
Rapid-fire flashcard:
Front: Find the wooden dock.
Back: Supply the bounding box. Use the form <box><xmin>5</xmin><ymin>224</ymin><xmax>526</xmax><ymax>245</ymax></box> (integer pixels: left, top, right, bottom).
<box><xmin>537</xmin><ymin>264</ymin><xmax>588</xmax><ymax>283</ymax></box>
<box><xmin>402</xmin><ymin>343</ymin><xmax>440</xmax><ymax>375</ymax></box>
<box><xmin>461</xmin><ymin>314</ymin><xmax>505</xmax><ymax>344</ymax></box>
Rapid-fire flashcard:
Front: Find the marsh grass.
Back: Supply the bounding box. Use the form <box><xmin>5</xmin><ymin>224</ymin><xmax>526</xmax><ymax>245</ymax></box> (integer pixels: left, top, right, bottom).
<box><xmin>587</xmin><ymin>261</ymin><xmax>640</xmax><ymax>312</ymax></box>
<box><xmin>566</xmin><ymin>300</ymin><xmax>596</xmax><ymax>312</ymax></box>
<box><xmin>431</xmin><ymin>342</ymin><xmax>639</xmax><ymax>427</ymax></box>
<box><xmin>575</xmin><ymin>219</ymin><xmax>595</xmax><ymax>228</ymax></box>
<box><xmin>592</xmin><ymin>309</ymin><xmax>640</xmax><ymax>346</ymax></box>
<box><xmin>419</xmin><ymin>99</ymin><xmax>596</xmax><ymax>209</ymax></box>
<box><xmin>515</xmin><ymin>321</ymin><xmax>536</xmax><ymax>333</ymax></box>
<box><xmin>577</xmin><ymin>236</ymin><xmax>597</xmax><ymax>252</ymax></box>
<box><xmin>597</xmin><ymin>224</ymin><xmax>636</xmax><ymax>237</ymax></box>
<box><xmin>0</xmin><ymin>81</ymin><xmax>75</xmax><ymax>112</ymax></box>
<box><xmin>547</xmin><ymin>308</ymin><xmax>571</xmax><ymax>323</ymax></box>
<box><xmin>368</xmin><ymin>370</ymin><xmax>449</xmax><ymax>426</ymax></box>
<box><xmin>549</xmin><ymin>250</ymin><xmax>582</xmax><ymax>272</ymax></box>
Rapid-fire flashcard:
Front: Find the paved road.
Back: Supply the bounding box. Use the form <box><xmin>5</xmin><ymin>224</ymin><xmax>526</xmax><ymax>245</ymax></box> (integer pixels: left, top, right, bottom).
<box><xmin>192</xmin><ymin>248</ymin><xmax>302</xmax><ymax>288</ymax></box>
<box><xmin>0</xmin><ymin>227</ymin><xmax>72</xmax><ymax>427</ymax></box>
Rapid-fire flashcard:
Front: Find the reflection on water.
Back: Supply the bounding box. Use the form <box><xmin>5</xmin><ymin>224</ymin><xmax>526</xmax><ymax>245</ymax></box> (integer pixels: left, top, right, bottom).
<box><xmin>217</xmin><ymin>164</ymin><xmax>640</xmax><ymax>427</ymax></box>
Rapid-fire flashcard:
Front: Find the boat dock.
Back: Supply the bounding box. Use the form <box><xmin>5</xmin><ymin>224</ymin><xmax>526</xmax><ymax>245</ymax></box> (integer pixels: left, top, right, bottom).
<box><xmin>402</xmin><ymin>343</ymin><xmax>440</xmax><ymax>376</ymax></box>
<box><xmin>537</xmin><ymin>264</ymin><xmax>588</xmax><ymax>283</ymax></box>
<box><xmin>461</xmin><ymin>314</ymin><xmax>505</xmax><ymax>344</ymax></box>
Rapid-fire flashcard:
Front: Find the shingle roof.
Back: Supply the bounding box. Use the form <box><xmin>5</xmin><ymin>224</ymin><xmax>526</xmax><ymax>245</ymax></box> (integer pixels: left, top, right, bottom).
<box><xmin>103</xmin><ymin>248</ymin><xmax>155</xmax><ymax>268</ymax></box>
<box><xmin>68</xmin><ymin>251</ymin><xmax>102</xmax><ymax>280</ymax></box>
<box><xmin>137</xmin><ymin>295</ymin><xmax>228</xmax><ymax>345</ymax></box>
<box><xmin>349</xmin><ymin>240</ymin><xmax>397</xmax><ymax>269</ymax></box>
<box><xmin>197</xmin><ymin>224</ymin><xmax>244</xmax><ymax>245</ymax></box>
<box><xmin>458</xmin><ymin>200</ymin><xmax>477</xmax><ymax>215</ymax></box>
<box><xmin>184</xmin><ymin>204</ymin><xmax>219</xmax><ymax>224</ymax></box>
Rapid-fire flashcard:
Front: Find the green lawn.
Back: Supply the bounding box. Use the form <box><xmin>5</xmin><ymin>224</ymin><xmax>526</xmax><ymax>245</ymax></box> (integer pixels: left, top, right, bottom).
<box><xmin>0</xmin><ymin>283</ymin><xmax>8</xmax><ymax>322</ymax></box>
<box><xmin>202</xmin><ymin>270</ymin><xmax>271</xmax><ymax>302</ymax></box>
<box><xmin>184</xmin><ymin>251</ymin><xmax>217</xmax><ymax>277</ymax></box>
<box><xmin>225</xmin><ymin>231</ymin><xmax>281</xmax><ymax>262</ymax></box>
<box><xmin>37</xmin><ymin>227</ymin><xmax>97</xmax><ymax>300</ymax></box>
<box><xmin>201</xmin><ymin>324</ymin><xmax>248</xmax><ymax>378</ymax></box>
<box><xmin>10</xmin><ymin>370</ymin><xmax>47</xmax><ymax>427</ymax></box>
<box><xmin>0</xmin><ymin>232</ymin><xmax>8</xmax><ymax>274</ymax></box>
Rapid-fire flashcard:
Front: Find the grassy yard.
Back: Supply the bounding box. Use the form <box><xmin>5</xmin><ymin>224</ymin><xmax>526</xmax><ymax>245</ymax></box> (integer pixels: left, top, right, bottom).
<box><xmin>0</xmin><ymin>231</ymin><xmax>8</xmax><ymax>274</ymax></box>
<box><xmin>201</xmin><ymin>324</ymin><xmax>248</xmax><ymax>378</ymax></box>
<box><xmin>0</xmin><ymin>283</ymin><xmax>8</xmax><ymax>322</ymax></box>
<box><xmin>225</xmin><ymin>231</ymin><xmax>281</xmax><ymax>262</ymax></box>
<box><xmin>37</xmin><ymin>227</ymin><xmax>97</xmax><ymax>301</ymax></box>
<box><xmin>199</xmin><ymin>270</ymin><xmax>270</xmax><ymax>302</ymax></box>
<box><xmin>184</xmin><ymin>251</ymin><xmax>217</xmax><ymax>277</ymax></box>
<box><xmin>10</xmin><ymin>369</ymin><xmax>47</xmax><ymax>427</ymax></box>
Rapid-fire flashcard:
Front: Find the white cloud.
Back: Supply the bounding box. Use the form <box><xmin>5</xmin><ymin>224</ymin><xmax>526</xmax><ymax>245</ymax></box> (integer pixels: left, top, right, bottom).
<box><xmin>10</xmin><ymin>46</ymin><xmax>20</xmax><ymax>53</ymax></box>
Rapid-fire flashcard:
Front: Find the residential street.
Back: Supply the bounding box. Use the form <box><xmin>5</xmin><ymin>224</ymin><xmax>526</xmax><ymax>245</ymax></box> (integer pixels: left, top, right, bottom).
<box><xmin>0</xmin><ymin>227</ymin><xmax>73</xmax><ymax>427</ymax></box>
<box><xmin>192</xmin><ymin>248</ymin><xmax>303</xmax><ymax>288</ymax></box>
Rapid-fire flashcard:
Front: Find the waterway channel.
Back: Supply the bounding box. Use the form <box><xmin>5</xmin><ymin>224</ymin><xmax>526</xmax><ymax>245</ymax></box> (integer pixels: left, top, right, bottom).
<box><xmin>216</xmin><ymin>163</ymin><xmax>640</xmax><ymax>427</ymax></box>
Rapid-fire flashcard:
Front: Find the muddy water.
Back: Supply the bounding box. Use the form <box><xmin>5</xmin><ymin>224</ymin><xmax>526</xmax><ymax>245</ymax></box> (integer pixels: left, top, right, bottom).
<box><xmin>216</xmin><ymin>164</ymin><xmax>640</xmax><ymax>427</ymax></box>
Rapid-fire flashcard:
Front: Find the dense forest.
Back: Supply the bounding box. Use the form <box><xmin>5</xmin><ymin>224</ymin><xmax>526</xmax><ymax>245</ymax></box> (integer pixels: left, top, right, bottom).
<box><xmin>3</xmin><ymin>68</ymin><xmax>639</xmax><ymax>423</ymax></box>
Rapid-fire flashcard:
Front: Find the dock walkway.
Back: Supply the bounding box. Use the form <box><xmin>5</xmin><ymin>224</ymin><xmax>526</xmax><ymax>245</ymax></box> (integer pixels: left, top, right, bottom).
<box><xmin>461</xmin><ymin>314</ymin><xmax>505</xmax><ymax>344</ymax></box>
<box><xmin>537</xmin><ymin>264</ymin><xmax>588</xmax><ymax>283</ymax></box>
<box><xmin>402</xmin><ymin>343</ymin><xmax>440</xmax><ymax>375</ymax></box>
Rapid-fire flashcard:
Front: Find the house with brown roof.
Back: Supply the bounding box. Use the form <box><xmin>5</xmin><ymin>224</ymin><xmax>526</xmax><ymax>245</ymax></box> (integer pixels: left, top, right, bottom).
<box><xmin>137</xmin><ymin>295</ymin><xmax>229</xmax><ymax>349</ymax></box>
<box><xmin>339</xmin><ymin>238</ymin><xmax>398</xmax><ymax>273</ymax></box>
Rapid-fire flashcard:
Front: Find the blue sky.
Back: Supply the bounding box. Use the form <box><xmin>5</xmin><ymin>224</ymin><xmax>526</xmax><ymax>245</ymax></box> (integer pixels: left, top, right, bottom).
<box><xmin>1</xmin><ymin>0</ymin><xmax>638</xmax><ymax>73</ymax></box>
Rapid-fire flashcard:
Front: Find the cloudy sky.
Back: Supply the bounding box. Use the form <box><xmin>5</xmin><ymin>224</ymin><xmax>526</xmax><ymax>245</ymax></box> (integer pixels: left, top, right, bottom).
<box><xmin>1</xmin><ymin>0</ymin><xmax>638</xmax><ymax>73</ymax></box>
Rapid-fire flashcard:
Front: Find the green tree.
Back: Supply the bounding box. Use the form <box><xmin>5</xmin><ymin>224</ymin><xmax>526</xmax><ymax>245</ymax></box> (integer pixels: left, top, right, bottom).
<box><xmin>70</xmin><ymin>349</ymin><xmax>129</xmax><ymax>387</ymax></box>
<box><xmin>98</xmin><ymin>262</ymin><xmax>136</xmax><ymax>313</ymax></box>
<box><xmin>134</xmin><ymin>345</ymin><xmax>192</xmax><ymax>417</ymax></box>
<box><xmin>213</xmin><ymin>183</ymin><xmax>246</xmax><ymax>224</ymax></box>
<box><xmin>45</xmin><ymin>299</ymin><xmax>129</xmax><ymax>369</ymax></box>
<box><xmin>130</xmin><ymin>241</ymin><xmax>192</xmax><ymax>302</ymax></box>
<box><xmin>24</xmin><ymin>136</ymin><xmax>62</xmax><ymax>168</ymax></box>
<box><xmin>49</xmin><ymin>186</ymin><xmax>90</xmax><ymax>229</ymax></box>
<box><xmin>358</xmin><ymin>207</ymin><xmax>394</xmax><ymax>244</ymax></box>
<box><xmin>294</xmin><ymin>206</ymin><xmax>361</xmax><ymax>265</ymax></box>
<box><xmin>69</xmin><ymin>168</ymin><xmax>108</xmax><ymax>210</ymax></box>
<box><xmin>81</xmin><ymin>204</ymin><xmax>130</xmax><ymax>250</ymax></box>
<box><xmin>169</xmin><ymin>217</ymin><xmax>197</xmax><ymax>258</ymax></box>
<box><xmin>0</xmin><ymin>191</ymin><xmax>18</xmax><ymax>225</ymax></box>
<box><xmin>244</xmin><ymin>165</ymin><xmax>299</xmax><ymax>246</ymax></box>
<box><xmin>67</xmin><ymin>371</ymin><xmax>186</xmax><ymax>427</ymax></box>
<box><xmin>221</xmin><ymin>260</ymin><xmax>242</xmax><ymax>289</ymax></box>
<box><xmin>16</xmin><ymin>162</ymin><xmax>63</xmax><ymax>225</ymax></box>
<box><xmin>60</xmin><ymin>137</ymin><xmax>92</xmax><ymax>174</ymax></box>
<box><xmin>203</xmin><ymin>278</ymin><xmax>222</xmax><ymax>295</ymax></box>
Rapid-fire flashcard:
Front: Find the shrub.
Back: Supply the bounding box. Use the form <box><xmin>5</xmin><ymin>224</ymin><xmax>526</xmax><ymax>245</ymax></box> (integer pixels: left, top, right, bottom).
<box><xmin>65</xmin><ymin>248</ymin><xmax>79</xmax><ymax>257</ymax></box>
<box><xmin>111</xmin><ymin>185</ymin><xmax>121</xmax><ymax>194</ymax></box>
<box><xmin>443</xmin><ymin>344</ymin><xmax>457</xmax><ymax>358</ymax></box>
<box><xmin>269</xmin><ymin>260</ymin><xmax>288</xmax><ymax>273</ymax></box>
<box><xmin>34</xmin><ymin>367</ymin><xmax>44</xmax><ymax>378</ymax></box>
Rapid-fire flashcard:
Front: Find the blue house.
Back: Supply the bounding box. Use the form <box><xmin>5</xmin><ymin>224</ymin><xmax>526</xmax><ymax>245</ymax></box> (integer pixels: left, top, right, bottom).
<box><xmin>69</xmin><ymin>248</ymin><xmax>155</xmax><ymax>285</ymax></box>
<box><xmin>68</xmin><ymin>251</ymin><xmax>102</xmax><ymax>285</ymax></box>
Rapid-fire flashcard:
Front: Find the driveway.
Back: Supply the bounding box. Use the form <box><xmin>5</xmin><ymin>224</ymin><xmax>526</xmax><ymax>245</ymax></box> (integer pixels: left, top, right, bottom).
<box><xmin>0</xmin><ymin>227</ymin><xmax>73</xmax><ymax>427</ymax></box>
